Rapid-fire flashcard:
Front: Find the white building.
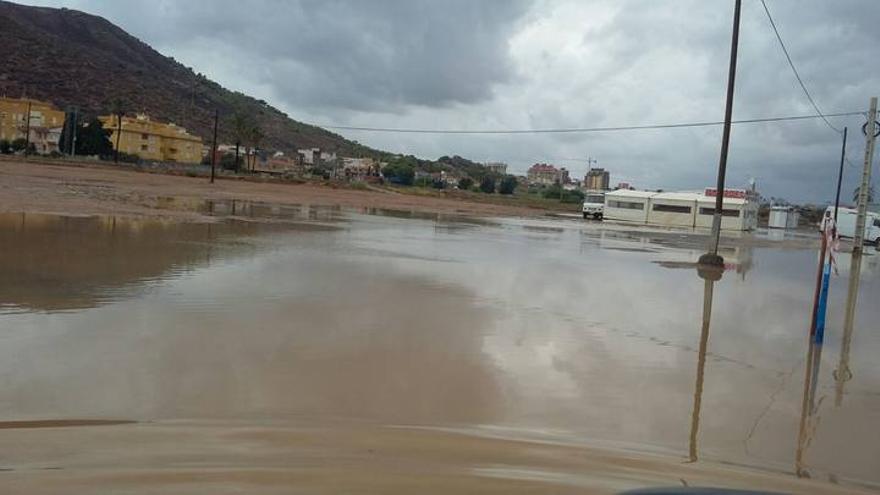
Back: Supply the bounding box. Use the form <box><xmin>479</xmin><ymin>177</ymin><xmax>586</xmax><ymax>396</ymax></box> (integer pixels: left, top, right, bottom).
<box><xmin>604</xmin><ymin>189</ymin><xmax>656</xmax><ymax>223</ymax></box>
<box><xmin>603</xmin><ymin>188</ymin><xmax>759</xmax><ymax>231</ymax></box>
<box><xmin>768</xmin><ymin>206</ymin><xmax>800</xmax><ymax>229</ymax></box>
<box><xmin>298</xmin><ymin>148</ymin><xmax>337</xmax><ymax>165</ymax></box>
<box><xmin>648</xmin><ymin>192</ymin><xmax>699</xmax><ymax>227</ymax></box>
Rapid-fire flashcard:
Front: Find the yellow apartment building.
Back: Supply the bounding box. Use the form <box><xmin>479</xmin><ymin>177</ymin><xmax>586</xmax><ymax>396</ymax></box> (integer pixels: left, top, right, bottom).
<box><xmin>0</xmin><ymin>96</ymin><xmax>66</xmax><ymax>153</ymax></box>
<box><xmin>100</xmin><ymin>113</ymin><xmax>202</xmax><ymax>164</ymax></box>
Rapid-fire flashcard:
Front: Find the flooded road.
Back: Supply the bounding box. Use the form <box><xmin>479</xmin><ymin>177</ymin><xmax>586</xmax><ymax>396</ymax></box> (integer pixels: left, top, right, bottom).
<box><xmin>1</xmin><ymin>207</ymin><xmax>878</xmax><ymax>493</ymax></box>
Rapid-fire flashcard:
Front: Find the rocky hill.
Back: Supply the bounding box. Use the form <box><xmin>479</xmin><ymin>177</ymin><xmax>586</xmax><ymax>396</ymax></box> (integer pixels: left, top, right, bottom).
<box><xmin>0</xmin><ymin>0</ymin><xmax>378</xmax><ymax>156</ymax></box>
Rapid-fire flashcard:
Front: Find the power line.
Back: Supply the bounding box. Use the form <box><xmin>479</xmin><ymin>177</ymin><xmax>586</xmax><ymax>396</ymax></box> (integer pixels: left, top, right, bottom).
<box><xmin>316</xmin><ymin>111</ymin><xmax>863</xmax><ymax>135</ymax></box>
<box><xmin>759</xmin><ymin>0</ymin><xmax>841</xmax><ymax>134</ymax></box>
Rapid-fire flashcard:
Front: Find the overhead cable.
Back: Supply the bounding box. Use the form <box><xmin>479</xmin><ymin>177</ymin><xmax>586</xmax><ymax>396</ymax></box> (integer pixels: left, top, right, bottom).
<box><xmin>759</xmin><ymin>0</ymin><xmax>842</xmax><ymax>134</ymax></box>
<box><xmin>316</xmin><ymin>111</ymin><xmax>863</xmax><ymax>135</ymax></box>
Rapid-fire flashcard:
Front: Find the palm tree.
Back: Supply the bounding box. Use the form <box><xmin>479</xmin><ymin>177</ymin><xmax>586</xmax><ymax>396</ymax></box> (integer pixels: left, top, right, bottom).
<box><xmin>230</xmin><ymin>111</ymin><xmax>252</xmax><ymax>173</ymax></box>
<box><xmin>247</xmin><ymin>125</ymin><xmax>263</xmax><ymax>172</ymax></box>
<box><xmin>853</xmin><ymin>184</ymin><xmax>875</xmax><ymax>204</ymax></box>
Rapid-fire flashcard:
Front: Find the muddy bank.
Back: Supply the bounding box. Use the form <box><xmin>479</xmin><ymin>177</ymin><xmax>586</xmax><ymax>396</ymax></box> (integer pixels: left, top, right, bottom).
<box><xmin>0</xmin><ymin>420</ymin><xmax>873</xmax><ymax>495</ymax></box>
<box><xmin>0</xmin><ymin>159</ymin><xmax>543</xmax><ymax>221</ymax></box>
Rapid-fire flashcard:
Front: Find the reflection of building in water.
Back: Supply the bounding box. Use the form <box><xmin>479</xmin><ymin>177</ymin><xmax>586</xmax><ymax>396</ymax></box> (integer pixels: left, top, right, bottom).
<box><xmin>584</xmin><ymin>226</ymin><xmax>755</xmax><ymax>277</ymax></box>
<box><xmin>0</xmin><ymin>213</ymin><xmax>272</xmax><ymax>312</ymax></box>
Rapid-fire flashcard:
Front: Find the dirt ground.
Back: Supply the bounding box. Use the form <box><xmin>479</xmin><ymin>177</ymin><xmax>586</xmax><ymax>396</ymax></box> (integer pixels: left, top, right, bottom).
<box><xmin>1</xmin><ymin>419</ymin><xmax>874</xmax><ymax>495</ymax></box>
<box><xmin>0</xmin><ymin>159</ymin><xmax>544</xmax><ymax>221</ymax></box>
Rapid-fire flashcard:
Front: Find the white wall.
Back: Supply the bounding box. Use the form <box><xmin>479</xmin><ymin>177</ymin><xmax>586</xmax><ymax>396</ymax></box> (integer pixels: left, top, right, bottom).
<box><xmin>647</xmin><ymin>199</ymin><xmax>697</xmax><ymax>227</ymax></box>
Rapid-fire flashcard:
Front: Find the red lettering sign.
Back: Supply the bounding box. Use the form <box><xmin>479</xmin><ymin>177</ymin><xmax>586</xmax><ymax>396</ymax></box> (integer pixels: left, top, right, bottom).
<box><xmin>704</xmin><ymin>188</ymin><xmax>747</xmax><ymax>199</ymax></box>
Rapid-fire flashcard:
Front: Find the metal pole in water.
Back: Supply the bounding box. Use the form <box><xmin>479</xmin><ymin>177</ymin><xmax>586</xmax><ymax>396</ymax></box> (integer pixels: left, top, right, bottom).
<box><xmin>701</xmin><ymin>0</ymin><xmax>742</xmax><ymax>268</ymax></box>
<box><xmin>808</xmin><ymin>228</ymin><xmax>828</xmax><ymax>339</ymax></box>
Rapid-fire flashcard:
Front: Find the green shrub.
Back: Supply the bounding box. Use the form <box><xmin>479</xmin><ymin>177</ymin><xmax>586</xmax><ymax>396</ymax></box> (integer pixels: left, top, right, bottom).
<box><xmin>498</xmin><ymin>175</ymin><xmax>518</xmax><ymax>195</ymax></box>
<box><xmin>561</xmin><ymin>189</ymin><xmax>585</xmax><ymax>204</ymax></box>
<box><xmin>479</xmin><ymin>176</ymin><xmax>496</xmax><ymax>194</ymax></box>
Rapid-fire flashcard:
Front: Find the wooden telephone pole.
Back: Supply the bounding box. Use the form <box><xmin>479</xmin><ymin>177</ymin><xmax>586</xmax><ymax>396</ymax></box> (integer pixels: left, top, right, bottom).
<box><xmin>700</xmin><ymin>0</ymin><xmax>742</xmax><ymax>269</ymax></box>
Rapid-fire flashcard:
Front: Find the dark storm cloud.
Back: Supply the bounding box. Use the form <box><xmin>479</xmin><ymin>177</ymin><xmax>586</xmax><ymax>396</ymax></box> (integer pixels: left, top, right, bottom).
<box><xmin>38</xmin><ymin>0</ymin><xmax>531</xmax><ymax>112</ymax></box>
<box><xmin>17</xmin><ymin>0</ymin><xmax>880</xmax><ymax>201</ymax></box>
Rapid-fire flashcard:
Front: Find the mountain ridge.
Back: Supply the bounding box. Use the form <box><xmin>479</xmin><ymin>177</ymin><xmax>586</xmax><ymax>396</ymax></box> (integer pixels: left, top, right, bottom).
<box><xmin>0</xmin><ymin>0</ymin><xmax>379</xmax><ymax>156</ymax></box>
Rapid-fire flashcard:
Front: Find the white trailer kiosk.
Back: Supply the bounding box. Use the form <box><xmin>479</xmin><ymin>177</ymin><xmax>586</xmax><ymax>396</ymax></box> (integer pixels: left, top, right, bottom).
<box><xmin>647</xmin><ymin>192</ymin><xmax>699</xmax><ymax>228</ymax></box>
<box><xmin>603</xmin><ymin>189</ymin><xmax>656</xmax><ymax>223</ymax></box>
<box><xmin>694</xmin><ymin>188</ymin><xmax>759</xmax><ymax>231</ymax></box>
<box><xmin>768</xmin><ymin>206</ymin><xmax>799</xmax><ymax>229</ymax></box>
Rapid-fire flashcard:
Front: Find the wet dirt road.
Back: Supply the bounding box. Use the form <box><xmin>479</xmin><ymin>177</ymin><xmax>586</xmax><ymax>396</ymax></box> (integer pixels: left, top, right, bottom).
<box><xmin>0</xmin><ymin>208</ymin><xmax>878</xmax><ymax>493</ymax></box>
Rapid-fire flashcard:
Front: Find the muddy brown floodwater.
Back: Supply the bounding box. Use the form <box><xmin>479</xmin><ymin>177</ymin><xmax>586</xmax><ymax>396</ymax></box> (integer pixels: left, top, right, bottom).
<box><xmin>0</xmin><ymin>207</ymin><xmax>878</xmax><ymax>494</ymax></box>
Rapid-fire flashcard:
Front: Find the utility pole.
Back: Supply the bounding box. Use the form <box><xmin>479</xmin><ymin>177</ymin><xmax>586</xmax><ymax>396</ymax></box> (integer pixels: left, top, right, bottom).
<box><xmin>70</xmin><ymin>107</ymin><xmax>79</xmax><ymax>156</ymax></box>
<box><xmin>70</xmin><ymin>108</ymin><xmax>78</xmax><ymax>156</ymax></box>
<box><xmin>210</xmin><ymin>109</ymin><xmax>218</xmax><ymax>184</ymax></box>
<box><xmin>23</xmin><ymin>100</ymin><xmax>32</xmax><ymax>157</ymax></box>
<box><xmin>833</xmin><ymin>127</ymin><xmax>848</xmax><ymax>226</ymax></box>
<box><xmin>114</xmin><ymin>112</ymin><xmax>123</xmax><ymax>164</ymax></box>
<box><xmin>852</xmin><ymin>97</ymin><xmax>877</xmax><ymax>254</ymax></box>
<box><xmin>701</xmin><ymin>0</ymin><xmax>742</xmax><ymax>268</ymax></box>
<box><xmin>835</xmin><ymin>97</ymin><xmax>878</xmax><ymax>406</ymax></box>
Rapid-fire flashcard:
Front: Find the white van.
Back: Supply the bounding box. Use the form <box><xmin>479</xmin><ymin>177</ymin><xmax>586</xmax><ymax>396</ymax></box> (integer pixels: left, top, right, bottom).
<box><xmin>582</xmin><ymin>191</ymin><xmax>605</xmax><ymax>220</ymax></box>
<box><xmin>825</xmin><ymin>206</ymin><xmax>880</xmax><ymax>244</ymax></box>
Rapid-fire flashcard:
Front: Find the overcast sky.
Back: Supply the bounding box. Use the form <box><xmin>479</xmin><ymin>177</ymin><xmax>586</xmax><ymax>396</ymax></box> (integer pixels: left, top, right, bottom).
<box><xmin>19</xmin><ymin>0</ymin><xmax>880</xmax><ymax>202</ymax></box>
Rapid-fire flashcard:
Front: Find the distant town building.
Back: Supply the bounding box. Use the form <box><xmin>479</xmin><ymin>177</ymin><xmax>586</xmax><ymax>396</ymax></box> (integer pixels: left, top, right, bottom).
<box><xmin>442</xmin><ymin>171</ymin><xmax>461</xmax><ymax>187</ymax></box>
<box><xmin>341</xmin><ymin>157</ymin><xmax>379</xmax><ymax>179</ymax></box>
<box><xmin>0</xmin><ymin>96</ymin><xmax>65</xmax><ymax>154</ymax></box>
<box><xmin>616</xmin><ymin>182</ymin><xmax>633</xmax><ymax>190</ymax></box>
<box><xmin>484</xmin><ymin>162</ymin><xmax>508</xmax><ymax>175</ymax></box>
<box><xmin>584</xmin><ymin>167</ymin><xmax>610</xmax><ymax>190</ymax></box>
<box><xmin>527</xmin><ymin>163</ymin><xmax>569</xmax><ymax>185</ymax></box>
<box><xmin>254</xmin><ymin>151</ymin><xmax>305</xmax><ymax>175</ymax></box>
<box><xmin>100</xmin><ymin>113</ymin><xmax>202</xmax><ymax>164</ymax></box>
<box><xmin>298</xmin><ymin>148</ymin><xmax>337</xmax><ymax>166</ymax></box>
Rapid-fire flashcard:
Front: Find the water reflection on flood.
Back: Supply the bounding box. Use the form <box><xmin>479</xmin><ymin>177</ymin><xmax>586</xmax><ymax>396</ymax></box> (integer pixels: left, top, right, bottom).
<box><xmin>0</xmin><ymin>213</ymin><xmax>336</xmax><ymax>312</ymax></box>
<box><xmin>1</xmin><ymin>210</ymin><xmax>879</xmax><ymax>490</ymax></box>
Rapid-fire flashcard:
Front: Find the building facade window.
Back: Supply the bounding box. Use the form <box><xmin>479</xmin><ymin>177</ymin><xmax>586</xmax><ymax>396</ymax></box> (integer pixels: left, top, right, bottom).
<box><xmin>141</xmin><ymin>144</ymin><xmax>148</xmax><ymax>151</ymax></box>
<box><xmin>141</xmin><ymin>133</ymin><xmax>149</xmax><ymax>140</ymax></box>
<box><xmin>698</xmin><ymin>207</ymin><xmax>739</xmax><ymax>217</ymax></box>
<box><xmin>608</xmin><ymin>200</ymin><xmax>644</xmax><ymax>210</ymax></box>
<box><xmin>653</xmin><ymin>204</ymin><xmax>692</xmax><ymax>214</ymax></box>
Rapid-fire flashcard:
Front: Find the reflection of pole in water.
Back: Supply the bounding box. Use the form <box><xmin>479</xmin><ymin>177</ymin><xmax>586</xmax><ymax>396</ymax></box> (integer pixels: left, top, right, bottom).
<box><xmin>834</xmin><ymin>248</ymin><xmax>863</xmax><ymax>406</ymax></box>
<box><xmin>688</xmin><ymin>268</ymin><xmax>719</xmax><ymax>462</ymax></box>
<box><xmin>796</xmin><ymin>229</ymin><xmax>832</xmax><ymax>477</ymax></box>
<box><xmin>794</xmin><ymin>217</ymin><xmax>832</xmax><ymax>477</ymax></box>
<box><xmin>795</xmin><ymin>332</ymin><xmax>826</xmax><ymax>478</ymax></box>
